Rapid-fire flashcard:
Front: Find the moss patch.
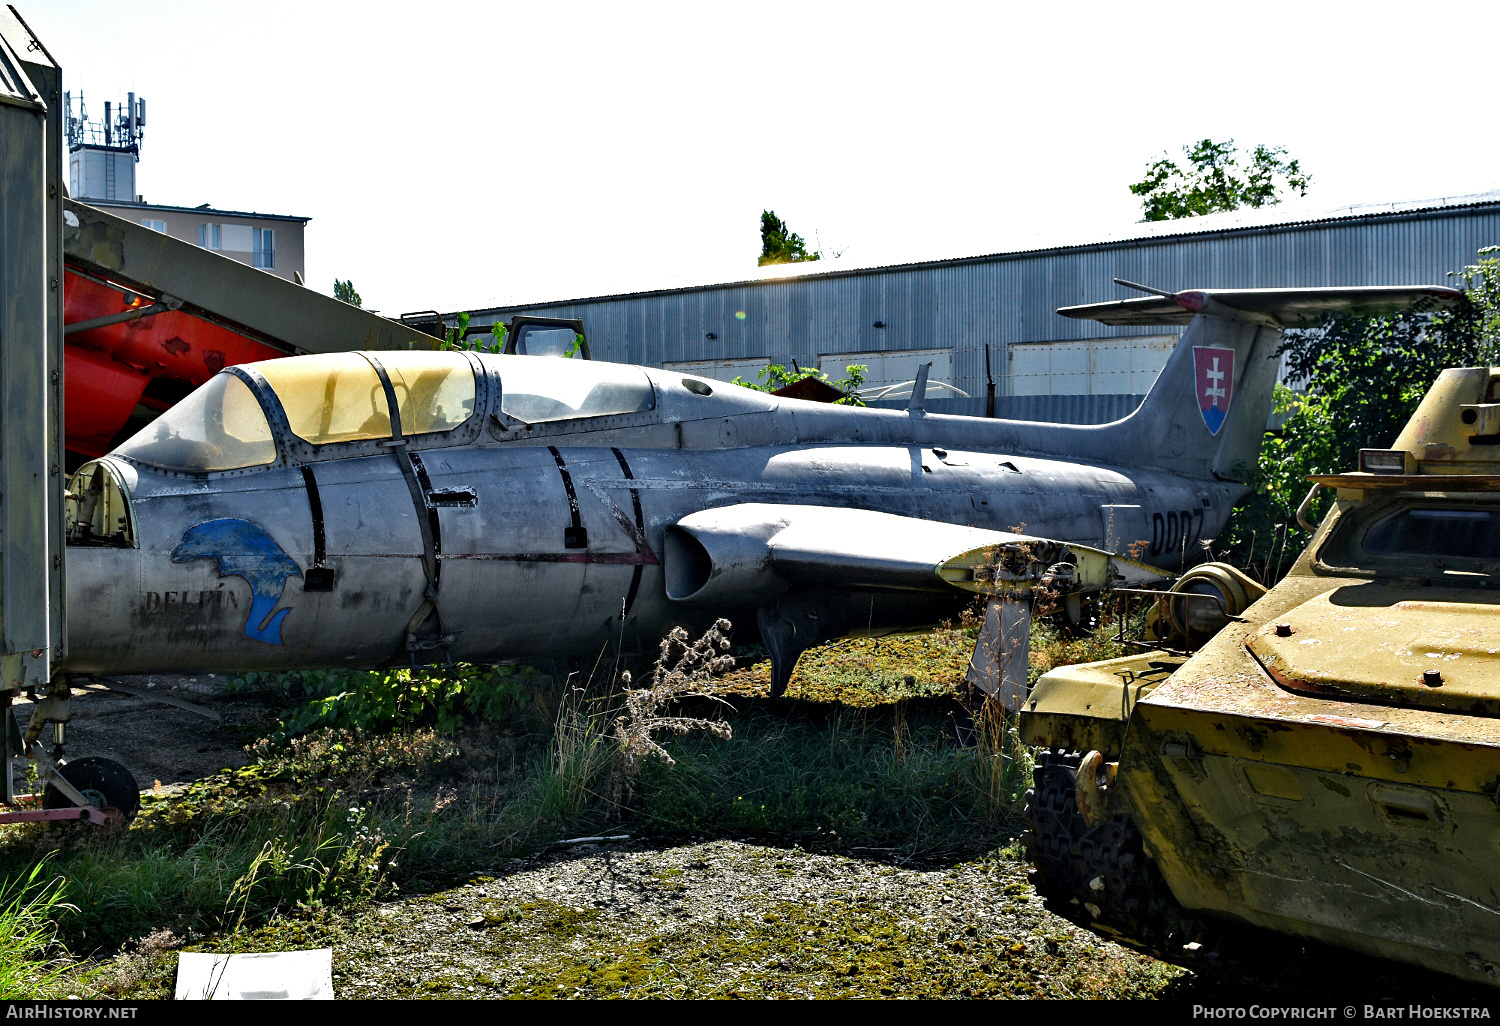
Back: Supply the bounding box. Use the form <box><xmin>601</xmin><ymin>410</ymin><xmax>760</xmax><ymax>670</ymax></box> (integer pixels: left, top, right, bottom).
<box><xmin>719</xmin><ymin>630</ymin><xmax>974</xmax><ymax>706</ymax></box>
<box><xmin>323</xmin><ymin>840</ymin><xmax>1180</xmax><ymax>1000</ymax></box>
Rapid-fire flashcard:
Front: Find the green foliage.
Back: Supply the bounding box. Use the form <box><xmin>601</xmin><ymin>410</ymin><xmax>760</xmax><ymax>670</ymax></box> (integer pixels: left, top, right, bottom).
<box><xmin>434</xmin><ymin>312</ymin><xmax>507</xmax><ymax>354</ymax></box>
<box><xmin>1215</xmin><ymin>248</ymin><xmax>1500</xmax><ymax>579</ymax></box>
<box><xmin>1452</xmin><ymin>245</ymin><xmax>1500</xmax><ymax>342</ymax></box>
<box><xmin>332</xmin><ymin>278</ymin><xmax>362</xmax><ymax>307</ymax></box>
<box><xmin>731</xmin><ymin>362</ymin><xmax>868</xmax><ymax>405</ymax></box>
<box><xmin>758</xmin><ymin>210</ymin><xmax>821</xmax><ymax>266</ymax></box>
<box><xmin>8</xmin><ymin>615</ymin><xmax>1119</xmax><ymax>984</ymax></box>
<box><xmin>1130</xmin><ymin>139</ymin><xmax>1310</xmax><ymax>222</ymax></box>
<box><xmin>0</xmin><ymin>861</ymin><xmax>74</xmax><ymax>998</ymax></box>
<box><xmin>236</xmin><ymin>662</ymin><xmax>537</xmax><ymax>737</ymax></box>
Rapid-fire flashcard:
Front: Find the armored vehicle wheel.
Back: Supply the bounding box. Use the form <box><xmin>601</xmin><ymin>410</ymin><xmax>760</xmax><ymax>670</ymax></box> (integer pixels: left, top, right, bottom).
<box><xmin>1021</xmin><ymin>749</ymin><xmax>1225</xmax><ymax>968</ymax></box>
<box><xmin>43</xmin><ymin>757</ymin><xmax>140</xmax><ymax>824</ymax></box>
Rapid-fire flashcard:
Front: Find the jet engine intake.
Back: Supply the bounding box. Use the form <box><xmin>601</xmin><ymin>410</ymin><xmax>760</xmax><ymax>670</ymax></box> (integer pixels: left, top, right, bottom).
<box><xmin>663</xmin><ymin>511</ymin><xmax>791</xmax><ymax>607</ymax></box>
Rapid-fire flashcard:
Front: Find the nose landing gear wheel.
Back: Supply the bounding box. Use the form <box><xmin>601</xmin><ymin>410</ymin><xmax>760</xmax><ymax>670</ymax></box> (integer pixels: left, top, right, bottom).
<box><xmin>42</xmin><ymin>757</ymin><xmax>140</xmax><ymax>824</ymax></box>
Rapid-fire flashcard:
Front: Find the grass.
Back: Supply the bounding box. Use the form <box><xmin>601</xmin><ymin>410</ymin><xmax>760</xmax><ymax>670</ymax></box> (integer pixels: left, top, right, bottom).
<box><xmin>0</xmin><ymin>861</ymin><xmax>77</xmax><ymax>998</ymax></box>
<box><xmin>621</xmin><ymin>700</ymin><xmax>1030</xmax><ymax>853</ymax></box>
<box><xmin>0</xmin><ymin>611</ymin><xmax>1132</xmax><ymax>996</ymax></box>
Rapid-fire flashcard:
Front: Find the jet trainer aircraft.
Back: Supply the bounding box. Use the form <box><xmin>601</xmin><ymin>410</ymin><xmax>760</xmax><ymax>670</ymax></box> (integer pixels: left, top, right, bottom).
<box><xmin>48</xmin><ymin>283</ymin><xmax>1457</xmax><ymax>812</ymax></box>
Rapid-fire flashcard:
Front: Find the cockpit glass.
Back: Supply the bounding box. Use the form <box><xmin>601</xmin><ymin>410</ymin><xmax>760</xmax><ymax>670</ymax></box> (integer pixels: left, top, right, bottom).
<box><xmin>254</xmin><ymin>352</ymin><xmax>476</xmax><ymax>444</ymax></box>
<box><xmin>376</xmin><ymin>351</ymin><xmax>478</xmax><ymax>435</ymax></box>
<box><xmin>115</xmin><ymin>372</ymin><xmax>276</xmax><ymax>472</ymax></box>
<box><xmin>1363</xmin><ymin>508</ymin><xmax>1500</xmax><ymax>560</ymax></box>
<box><xmin>511</xmin><ymin>325</ymin><xmax>585</xmax><ymax>358</ymax></box>
<box><xmin>257</xmin><ymin>353</ymin><xmax>391</xmax><ymax>444</ymax></box>
<box><xmin>497</xmin><ymin>356</ymin><xmax>655</xmax><ymax>424</ymax></box>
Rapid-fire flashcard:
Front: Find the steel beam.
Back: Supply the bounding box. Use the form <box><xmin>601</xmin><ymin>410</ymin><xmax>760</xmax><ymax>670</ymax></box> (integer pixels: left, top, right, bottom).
<box><xmin>63</xmin><ymin>200</ymin><xmax>435</xmax><ymax>354</ymax></box>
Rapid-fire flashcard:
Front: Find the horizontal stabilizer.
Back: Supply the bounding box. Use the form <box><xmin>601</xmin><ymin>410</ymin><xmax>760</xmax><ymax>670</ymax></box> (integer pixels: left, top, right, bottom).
<box><xmin>1058</xmin><ymin>286</ymin><xmax>1463</xmax><ymax>327</ymax></box>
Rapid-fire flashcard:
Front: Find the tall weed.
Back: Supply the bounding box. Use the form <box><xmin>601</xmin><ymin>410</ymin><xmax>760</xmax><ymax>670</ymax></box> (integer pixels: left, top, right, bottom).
<box><xmin>0</xmin><ymin>861</ymin><xmax>76</xmax><ymax>998</ymax></box>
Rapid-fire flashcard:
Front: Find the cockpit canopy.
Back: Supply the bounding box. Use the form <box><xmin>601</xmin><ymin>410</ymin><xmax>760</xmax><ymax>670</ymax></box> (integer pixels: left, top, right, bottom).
<box><xmin>259</xmin><ymin>351</ymin><xmax>477</xmax><ymax>445</ymax></box>
<box><xmin>114</xmin><ymin>372</ymin><xmax>277</xmax><ymax>472</ymax></box>
<box><xmin>485</xmin><ymin>354</ymin><xmax>654</xmax><ymax>424</ymax></box>
<box><xmin>113</xmin><ymin>351</ymin><xmax>656</xmax><ymax>473</ymax></box>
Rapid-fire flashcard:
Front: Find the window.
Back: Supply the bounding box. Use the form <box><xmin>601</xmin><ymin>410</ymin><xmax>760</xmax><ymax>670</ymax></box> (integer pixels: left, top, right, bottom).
<box><xmin>1363</xmin><ymin>508</ymin><xmax>1500</xmax><ymax>560</ymax></box>
<box><xmin>198</xmin><ymin>223</ymin><xmax>221</xmax><ymax>250</ymax></box>
<box><xmin>253</xmin><ymin>228</ymin><xmax>275</xmax><ymax>269</ymax></box>
<box><xmin>140</xmin><ymin>219</ymin><xmax>166</xmax><ymax>233</ymax></box>
<box><xmin>254</xmin><ymin>352</ymin><xmax>475</xmax><ymax>445</ymax></box>
<box><xmin>115</xmin><ymin>373</ymin><xmax>275</xmax><ymax>472</ymax></box>
<box><xmin>497</xmin><ymin>356</ymin><xmax>655</xmax><ymax>424</ymax></box>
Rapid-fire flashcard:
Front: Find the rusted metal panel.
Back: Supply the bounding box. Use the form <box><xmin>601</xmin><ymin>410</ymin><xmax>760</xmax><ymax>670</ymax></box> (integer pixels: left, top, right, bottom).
<box><xmin>1022</xmin><ymin>360</ymin><xmax>1500</xmax><ymax>984</ymax></box>
<box><xmin>0</xmin><ymin>14</ymin><xmax>56</xmax><ymax>686</ymax></box>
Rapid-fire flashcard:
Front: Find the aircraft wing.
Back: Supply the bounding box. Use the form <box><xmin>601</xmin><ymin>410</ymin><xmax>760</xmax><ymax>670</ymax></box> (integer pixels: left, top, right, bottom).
<box><xmin>1057</xmin><ymin>285</ymin><xmax>1464</xmax><ymax>327</ymax></box>
<box><xmin>664</xmin><ymin>503</ymin><xmax>1164</xmax><ymax>605</ymax></box>
<box><xmin>665</xmin><ymin>503</ymin><xmax>1169</xmax><ymax>708</ymax></box>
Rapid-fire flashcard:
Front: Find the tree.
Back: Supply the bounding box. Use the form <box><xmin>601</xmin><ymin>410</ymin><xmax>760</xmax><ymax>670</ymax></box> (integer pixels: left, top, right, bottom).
<box><xmin>1130</xmin><ymin>139</ymin><xmax>1311</xmax><ymax>222</ymax></box>
<box><xmin>333</xmin><ymin>278</ymin><xmax>362</xmax><ymax>307</ymax></box>
<box><xmin>758</xmin><ymin>210</ymin><xmax>821</xmax><ymax>266</ymax></box>
<box><xmin>1213</xmin><ymin>249</ymin><xmax>1500</xmax><ymax>580</ymax></box>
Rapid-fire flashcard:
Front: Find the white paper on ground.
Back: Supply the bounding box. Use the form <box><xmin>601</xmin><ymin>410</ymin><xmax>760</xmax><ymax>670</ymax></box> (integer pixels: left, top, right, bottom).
<box><xmin>174</xmin><ymin>949</ymin><xmax>333</xmax><ymax>1000</ymax></box>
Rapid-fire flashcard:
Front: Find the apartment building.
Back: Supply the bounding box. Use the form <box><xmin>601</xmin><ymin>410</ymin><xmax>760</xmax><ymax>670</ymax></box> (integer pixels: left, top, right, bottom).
<box><xmin>81</xmin><ymin>199</ymin><xmax>309</xmax><ymax>283</ymax></box>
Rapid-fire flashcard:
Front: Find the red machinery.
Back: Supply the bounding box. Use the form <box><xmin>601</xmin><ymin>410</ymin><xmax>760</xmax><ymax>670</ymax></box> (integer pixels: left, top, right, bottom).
<box><xmin>63</xmin><ymin>267</ymin><xmax>288</xmax><ymax>457</ymax></box>
<box><xmin>61</xmin><ymin>199</ymin><xmax>433</xmax><ymax>463</ymax></box>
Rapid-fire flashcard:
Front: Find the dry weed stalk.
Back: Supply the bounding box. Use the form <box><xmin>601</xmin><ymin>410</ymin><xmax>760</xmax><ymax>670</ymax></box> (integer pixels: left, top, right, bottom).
<box><xmin>607</xmin><ymin>619</ymin><xmax>737</xmax><ymax>806</ymax></box>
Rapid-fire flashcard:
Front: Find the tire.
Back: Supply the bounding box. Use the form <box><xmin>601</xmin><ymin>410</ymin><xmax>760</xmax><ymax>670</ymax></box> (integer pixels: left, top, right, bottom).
<box><xmin>43</xmin><ymin>756</ymin><xmax>140</xmax><ymax>824</ymax></box>
<box><xmin>1021</xmin><ymin>748</ymin><xmax>1223</xmax><ymax>967</ymax></box>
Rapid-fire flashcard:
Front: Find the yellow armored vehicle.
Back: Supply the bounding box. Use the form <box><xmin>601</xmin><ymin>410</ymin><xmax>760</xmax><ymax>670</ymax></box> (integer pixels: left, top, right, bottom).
<box><xmin>1022</xmin><ymin>366</ymin><xmax>1500</xmax><ymax>986</ymax></box>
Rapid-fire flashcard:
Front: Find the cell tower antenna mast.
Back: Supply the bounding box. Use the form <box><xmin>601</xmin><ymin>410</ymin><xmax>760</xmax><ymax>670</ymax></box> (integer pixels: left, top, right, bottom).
<box><xmin>63</xmin><ymin>88</ymin><xmax>147</xmax><ymax>202</ymax></box>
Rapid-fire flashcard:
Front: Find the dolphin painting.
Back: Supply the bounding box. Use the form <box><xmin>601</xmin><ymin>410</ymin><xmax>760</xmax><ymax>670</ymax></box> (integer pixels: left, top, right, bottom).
<box><xmin>170</xmin><ymin>518</ymin><xmax>303</xmax><ymax>645</ymax></box>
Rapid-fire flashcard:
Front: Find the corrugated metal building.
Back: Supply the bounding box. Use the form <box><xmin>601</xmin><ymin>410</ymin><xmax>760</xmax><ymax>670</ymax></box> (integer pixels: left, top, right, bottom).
<box><xmin>437</xmin><ymin>190</ymin><xmax>1500</xmax><ymax>421</ymax></box>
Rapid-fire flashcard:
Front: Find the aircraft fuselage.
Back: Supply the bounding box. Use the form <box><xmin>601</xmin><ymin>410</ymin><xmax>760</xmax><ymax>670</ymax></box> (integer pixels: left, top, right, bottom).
<box><xmin>64</xmin><ymin>427</ymin><xmax>1237</xmax><ymax>675</ymax></box>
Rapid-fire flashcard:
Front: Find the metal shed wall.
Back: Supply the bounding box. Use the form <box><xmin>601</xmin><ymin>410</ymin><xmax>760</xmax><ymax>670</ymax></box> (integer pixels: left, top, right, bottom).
<box><xmin>450</xmin><ymin>202</ymin><xmax>1500</xmax><ymax>401</ymax></box>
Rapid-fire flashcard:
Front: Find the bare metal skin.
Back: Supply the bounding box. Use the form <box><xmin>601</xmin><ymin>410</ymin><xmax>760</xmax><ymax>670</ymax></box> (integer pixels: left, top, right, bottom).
<box><xmin>61</xmin><ymin>286</ymin><xmax>1461</xmax><ymax>690</ymax></box>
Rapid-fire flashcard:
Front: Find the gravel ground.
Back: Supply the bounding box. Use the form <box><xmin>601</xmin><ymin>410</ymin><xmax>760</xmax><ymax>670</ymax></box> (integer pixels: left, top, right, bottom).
<box><xmin>329</xmin><ymin>837</ymin><xmax>1180</xmax><ymax>999</ymax></box>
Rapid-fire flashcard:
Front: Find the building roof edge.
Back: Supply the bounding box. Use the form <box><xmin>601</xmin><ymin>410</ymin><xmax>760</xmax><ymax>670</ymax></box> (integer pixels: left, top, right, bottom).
<box><xmin>83</xmin><ymin>199</ymin><xmax>311</xmax><ymax>223</ymax></box>
<box><xmin>447</xmin><ymin>195</ymin><xmax>1500</xmax><ymax>319</ymax></box>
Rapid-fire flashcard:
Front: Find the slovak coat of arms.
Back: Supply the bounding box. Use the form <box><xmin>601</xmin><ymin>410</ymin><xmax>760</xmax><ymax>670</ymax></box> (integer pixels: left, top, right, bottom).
<box><xmin>1193</xmin><ymin>346</ymin><xmax>1235</xmax><ymax>435</ymax></box>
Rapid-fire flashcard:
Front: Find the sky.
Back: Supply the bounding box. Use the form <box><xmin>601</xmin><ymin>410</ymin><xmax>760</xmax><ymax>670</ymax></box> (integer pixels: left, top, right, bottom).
<box><xmin>28</xmin><ymin>1</ymin><xmax>1500</xmax><ymax>315</ymax></box>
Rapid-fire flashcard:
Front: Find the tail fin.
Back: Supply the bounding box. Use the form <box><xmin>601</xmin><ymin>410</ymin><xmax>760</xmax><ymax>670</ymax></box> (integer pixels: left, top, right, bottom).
<box><xmin>1053</xmin><ymin>286</ymin><xmax>1463</xmax><ymax>481</ymax></box>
